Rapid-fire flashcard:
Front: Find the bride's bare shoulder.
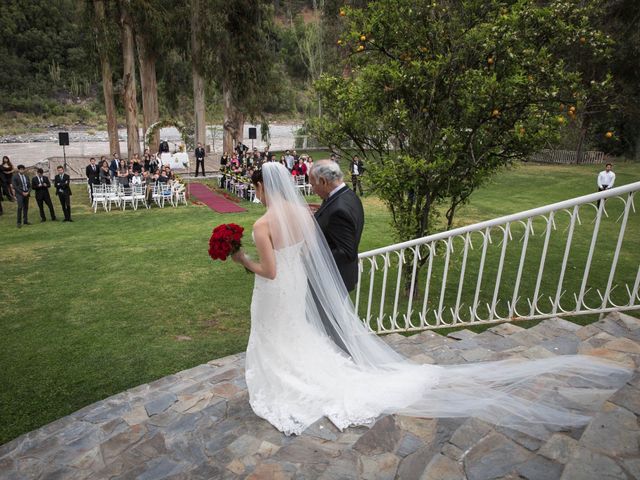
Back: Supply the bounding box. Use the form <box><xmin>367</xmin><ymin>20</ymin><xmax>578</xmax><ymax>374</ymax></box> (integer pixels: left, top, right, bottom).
<box><xmin>253</xmin><ymin>214</ymin><xmax>271</xmax><ymax>235</ymax></box>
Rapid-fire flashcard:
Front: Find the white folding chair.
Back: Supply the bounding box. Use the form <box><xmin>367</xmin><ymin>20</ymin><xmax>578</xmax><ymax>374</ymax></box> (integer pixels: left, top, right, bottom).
<box><xmin>173</xmin><ymin>183</ymin><xmax>187</xmax><ymax>206</ymax></box>
<box><xmin>152</xmin><ymin>184</ymin><xmax>165</xmax><ymax>208</ymax></box>
<box><xmin>120</xmin><ymin>187</ymin><xmax>136</xmax><ymax>210</ymax></box>
<box><xmin>132</xmin><ymin>185</ymin><xmax>146</xmax><ymax>209</ymax></box>
<box><xmin>105</xmin><ymin>184</ymin><xmax>121</xmax><ymax>211</ymax></box>
<box><xmin>91</xmin><ymin>184</ymin><xmax>108</xmax><ymax>212</ymax></box>
<box><xmin>295</xmin><ymin>175</ymin><xmax>308</xmax><ymax>195</ymax></box>
<box><xmin>162</xmin><ymin>184</ymin><xmax>175</xmax><ymax>207</ymax></box>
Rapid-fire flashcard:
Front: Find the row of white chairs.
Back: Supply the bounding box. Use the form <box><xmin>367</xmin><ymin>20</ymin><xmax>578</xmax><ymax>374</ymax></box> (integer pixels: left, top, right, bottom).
<box><xmin>221</xmin><ymin>174</ymin><xmax>311</xmax><ymax>200</ymax></box>
<box><xmin>221</xmin><ymin>176</ymin><xmax>257</xmax><ymax>202</ymax></box>
<box><xmin>90</xmin><ymin>183</ymin><xmax>187</xmax><ymax>212</ymax></box>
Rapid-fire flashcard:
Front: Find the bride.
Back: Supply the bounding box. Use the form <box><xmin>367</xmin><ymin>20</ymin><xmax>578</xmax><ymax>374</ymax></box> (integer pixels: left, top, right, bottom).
<box><xmin>231</xmin><ymin>162</ymin><xmax>630</xmax><ymax>436</ymax></box>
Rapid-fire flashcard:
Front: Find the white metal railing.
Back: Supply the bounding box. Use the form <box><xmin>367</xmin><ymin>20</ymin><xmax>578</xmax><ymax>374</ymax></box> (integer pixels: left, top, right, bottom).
<box><xmin>356</xmin><ymin>181</ymin><xmax>640</xmax><ymax>333</ymax></box>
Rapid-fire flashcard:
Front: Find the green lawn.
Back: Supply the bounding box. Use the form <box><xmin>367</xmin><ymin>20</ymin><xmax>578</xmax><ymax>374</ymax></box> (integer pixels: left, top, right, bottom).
<box><xmin>0</xmin><ymin>161</ymin><xmax>639</xmax><ymax>444</ymax></box>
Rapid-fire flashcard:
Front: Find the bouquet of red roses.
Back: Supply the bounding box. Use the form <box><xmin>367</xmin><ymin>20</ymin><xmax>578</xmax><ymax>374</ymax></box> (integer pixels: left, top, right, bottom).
<box><xmin>208</xmin><ymin>223</ymin><xmax>244</xmax><ymax>261</ymax></box>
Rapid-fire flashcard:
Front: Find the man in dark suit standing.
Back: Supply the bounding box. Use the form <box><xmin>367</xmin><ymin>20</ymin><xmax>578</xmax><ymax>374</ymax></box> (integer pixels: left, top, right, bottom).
<box><xmin>310</xmin><ymin>160</ymin><xmax>365</xmax><ymax>351</ymax></box>
<box><xmin>109</xmin><ymin>153</ymin><xmax>120</xmax><ymax>184</ymax></box>
<box><xmin>32</xmin><ymin>168</ymin><xmax>57</xmax><ymax>222</ymax></box>
<box><xmin>86</xmin><ymin>157</ymin><xmax>100</xmax><ymax>200</ymax></box>
<box><xmin>12</xmin><ymin>164</ymin><xmax>31</xmax><ymax>228</ymax></box>
<box><xmin>195</xmin><ymin>142</ymin><xmax>206</xmax><ymax>177</ymax></box>
<box><xmin>54</xmin><ymin>165</ymin><xmax>73</xmax><ymax>222</ymax></box>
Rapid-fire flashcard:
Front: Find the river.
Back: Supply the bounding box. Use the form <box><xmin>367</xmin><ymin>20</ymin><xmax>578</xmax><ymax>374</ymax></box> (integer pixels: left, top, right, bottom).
<box><xmin>0</xmin><ymin>123</ymin><xmax>303</xmax><ymax>166</ymax></box>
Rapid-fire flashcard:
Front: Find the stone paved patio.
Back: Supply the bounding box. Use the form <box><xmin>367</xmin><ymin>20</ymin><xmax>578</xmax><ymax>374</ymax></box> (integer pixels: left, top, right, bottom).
<box><xmin>1</xmin><ymin>312</ymin><xmax>639</xmax><ymax>479</ymax></box>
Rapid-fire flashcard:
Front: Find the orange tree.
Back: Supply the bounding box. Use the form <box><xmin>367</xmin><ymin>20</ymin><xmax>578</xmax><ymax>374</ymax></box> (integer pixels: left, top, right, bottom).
<box><xmin>310</xmin><ymin>0</ymin><xmax>612</xmax><ymax>244</ymax></box>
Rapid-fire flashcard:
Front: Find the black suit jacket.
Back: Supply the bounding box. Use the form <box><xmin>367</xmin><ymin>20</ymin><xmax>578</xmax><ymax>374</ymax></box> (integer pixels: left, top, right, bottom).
<box><xmin>195</xmin><ymin>147</ymin><xmax>205</xmax><ymax>160</ymax></box>
<box><xmin>54</xmin><ymin>173</ymin><xmax>72</xmax><ymax>196</ymax></box>
<box><xmin>31</xmin><ymin>175</ymin><xmax>51</xmax><ymax>198</ymax></box>
<box><xmin>86</xmin><ymin>164</ymin><xmax>100</xmax><ymax>184</ymax></box>
<box><xmin>314</xmin><ymin>185</ymin><xmax>365</xmax><ymax>292</ymax></box>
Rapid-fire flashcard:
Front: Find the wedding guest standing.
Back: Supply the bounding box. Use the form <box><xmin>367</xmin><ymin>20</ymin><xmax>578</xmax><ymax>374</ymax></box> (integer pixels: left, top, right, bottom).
<box><xmin>54</xmin><ymin>166</ymin><xmax>72</xmax><ymax>222</ymax></box>
<box><xmin>1</xmin><ymin>156</ymin><xmax>15</xmax><ymax>201</ymax></box>
<box><xmin>12</xmin><ymin>164</ymin><xmax>31</xmax><ymax>228</ymax></box>
<box><xmin>109</xmin><ymin>153</ymin><xmax>121</xmax><ymax>183</ymax></box>
<box><xmin>32</xmin><ymin>168</ymin><xmax>56</xmax><ymax>222</ymax></box>
<box><xmin>99</xmin><ymin>162</ymin><xmax>111</xmax><ymax>185</ymax></box>
<box><xmin>195</xmin><ymin>142</ymin><xmax>206</xmax><ymax>177</ymax></box>
<box><xmin>350</xmin><ymin>155</ymin><xmax>365</xmax><ymax>196</ymax></box>
<box><xmin>597</xmin><ymin>163</ymin><xmax>616</xmax><ymax>192</ymax></box>
<box><xmin>86</xmin><ymin>157</ymin><xmax>100</xmax><ymax>200</ymax></box>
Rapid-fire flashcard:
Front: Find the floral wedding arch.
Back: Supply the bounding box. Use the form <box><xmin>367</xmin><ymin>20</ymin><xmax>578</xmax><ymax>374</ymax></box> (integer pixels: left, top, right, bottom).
<box><xmin>144</xmin><ymin>119</ymin><xmax>193</xmax><ymax>151</ymax></box>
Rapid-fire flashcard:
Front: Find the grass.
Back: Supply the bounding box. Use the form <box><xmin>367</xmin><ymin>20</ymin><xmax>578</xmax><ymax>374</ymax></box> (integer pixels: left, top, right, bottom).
<box><xmin>0</xmin><ymin>161</ymin><xmax>639</xmax><ymax>445</ymax></box>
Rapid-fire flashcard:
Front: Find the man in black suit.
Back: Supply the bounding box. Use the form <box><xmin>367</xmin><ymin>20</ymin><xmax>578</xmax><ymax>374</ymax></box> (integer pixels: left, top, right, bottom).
<box><xmin>195</xmin><ymin>142</ymin><xmax>206</xmax><ymax>177</ymax></box>
<box><xmin>12</xmin><ymin>164</ymin><xmax>31</xmax><ymax>228</ymax></box>
<box><xmin>311</xmin><ymin>160</ymin><xmax>365</xmax><ymax>291</ymax></box>
<box><xmin>310</xmin><ymin>160</ymin><xmax>365</xmax><ymax>352</ymax></box>
<box><xmin>54</xmin><ymin>166</ymin><xmax>73</xmax><ymax>222</ymax></box>
<box><xmin>86</xmin><ymin>157</ymin><xmax>100</xmax><ymax>200</ymax></box>
<box><xmin>32</xmin><ymin>168</ymin><xmax>57</xmax><ymax>222</ymax></box>
<box><xmin>109</xmin><ymin>153</ymin><xmax>120</xmax><ymax>183</ymax></box>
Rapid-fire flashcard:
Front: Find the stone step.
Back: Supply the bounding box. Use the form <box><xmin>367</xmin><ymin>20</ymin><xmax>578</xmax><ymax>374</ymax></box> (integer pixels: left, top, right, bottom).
<box><xmin>0</xmin><ymin>312</ymin><xmax>638</xmax><ymax>479</ymax></box>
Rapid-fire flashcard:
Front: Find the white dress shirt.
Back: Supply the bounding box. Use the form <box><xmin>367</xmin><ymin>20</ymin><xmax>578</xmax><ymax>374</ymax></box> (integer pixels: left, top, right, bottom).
<box><xmin>328</xmin><ymin>183</ymin><xmax>346</xmax><ymax>198</ymax></box>
<box><xmin>597</xmin><ymin>170</ymin><xmax>616</xmax><ymax>189</ymax></box>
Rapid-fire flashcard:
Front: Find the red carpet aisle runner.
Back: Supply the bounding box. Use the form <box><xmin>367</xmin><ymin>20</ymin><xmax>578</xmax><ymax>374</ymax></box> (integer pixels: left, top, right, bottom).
<box><xmin>189</xmin><ymin>183</ymin><xmax>247</xmax><ymax>213</ymax></box>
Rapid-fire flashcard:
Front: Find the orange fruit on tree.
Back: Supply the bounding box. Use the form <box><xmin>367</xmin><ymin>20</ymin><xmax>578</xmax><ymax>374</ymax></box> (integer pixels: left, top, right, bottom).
<box><xmin>487</xmin><ymin>57</ymin><xmax>494</xmax><ymax>65</ymax></box>
<box><xmin>337</xmin><ymin>39</ymin><xmax>343</xmax><ymax>45</ymax></box>
<box><xmin>339</xmin><ymin>9</ymin><xmax>346</xmax><ymax>17</ymax></box>
<box><xmin>492</xmin><ymin>109</ymin><xmax>500</xmax><ymax>118</ymax></box>
<box><xmin>360</xmin><ymin>35</ymin><xmax>366</xmax><ymax>41</ymax></box>
<box><xmin>605</xmin><ymin>131</ymin><xmax>613</xmax><ymax>138</ymax></box>
<box><xmin>579</xmin><ymin>36</ymin><xmax>586</xmax><ymax>44</ymax></box>
<box><xmin>356</xmin><ymin>45</ymin><xmax>365</xmax><ymax>52</ymax></box>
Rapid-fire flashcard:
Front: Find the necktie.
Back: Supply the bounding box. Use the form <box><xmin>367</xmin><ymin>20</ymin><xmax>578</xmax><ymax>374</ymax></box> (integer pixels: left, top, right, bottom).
<box><xmin>21</xmin><ymin>174</ymin><xmax>27</xmax><ymax>191</ymax></box>
<box><xmin>38</xmin><ymin>176</ymin><xmax>42</xmax><ymax>187</ymax></box>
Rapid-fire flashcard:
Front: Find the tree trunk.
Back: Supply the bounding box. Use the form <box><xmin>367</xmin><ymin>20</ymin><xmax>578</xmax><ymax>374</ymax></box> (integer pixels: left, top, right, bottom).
<box><xmin>120</xmin><ymin>2</ymin><xmax>140</xmax><ymax>160</ymax></box>
<box><xmin>223</xmin><ymin>81</ymin><xmax>244</xmax><ymax>154</ymax></box>
<box><xmin>93</xmin><ymin>0</ymin><xmax>120</xmax><ymax>157</ymax></box>
<box><xmin>136</xmin><ymin>34</ymin><xmax>159</xmax><ymax>153</ymax></box>
<box><xmin>191</xmin><ymin>0</ymin><xmax>206</xmax><ymax>149</ymax></box>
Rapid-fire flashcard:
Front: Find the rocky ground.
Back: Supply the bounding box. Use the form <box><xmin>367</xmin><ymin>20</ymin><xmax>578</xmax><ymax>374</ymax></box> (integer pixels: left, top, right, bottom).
<box><xmin>1</xmin><ymin>312</ymin><xmax>639</xmax><ymax>479</ymax></box>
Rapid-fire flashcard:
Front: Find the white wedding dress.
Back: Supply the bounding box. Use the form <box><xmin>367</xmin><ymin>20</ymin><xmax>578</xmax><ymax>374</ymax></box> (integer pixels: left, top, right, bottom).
<box><xmin>243</xmin><ymin>163</ymin><xmax>631</xmax><ymax>437</ymax></box>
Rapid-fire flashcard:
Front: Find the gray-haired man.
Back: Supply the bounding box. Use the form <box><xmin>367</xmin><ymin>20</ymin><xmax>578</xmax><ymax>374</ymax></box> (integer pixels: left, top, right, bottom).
<box><xmin>310</xmin><ymin>160</ymin><xmax>365</xmax><ymax>352</ymax></box>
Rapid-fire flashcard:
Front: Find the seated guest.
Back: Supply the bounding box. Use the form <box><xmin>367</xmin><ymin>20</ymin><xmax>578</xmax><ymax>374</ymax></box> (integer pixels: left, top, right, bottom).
<box><xmin>130</xmin><ymin>170</ymin><xmax>142</xmax><ymax>186</ymax></box>
<box><xmin>220</xmin><ymin>152</ymin><xmax>229</xmax><ymax>168</ymax></box>
<box><xmin>157</xmin><ymin>169</ymin><xmax>169</xmax><ymax>183</ymax></box>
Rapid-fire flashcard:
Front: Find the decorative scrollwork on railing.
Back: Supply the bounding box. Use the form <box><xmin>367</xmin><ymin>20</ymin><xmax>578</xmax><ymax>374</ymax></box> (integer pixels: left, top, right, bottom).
<box><xmin>357</xmin><ymin>182</ymin><xmax>640</xmax><ymax>333</ymax></box>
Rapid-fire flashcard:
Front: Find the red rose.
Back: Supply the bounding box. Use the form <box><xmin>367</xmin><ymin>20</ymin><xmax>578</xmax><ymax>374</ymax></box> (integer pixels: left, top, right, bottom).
<box><xmin>208</xmin><ymin>223</ymin><xmax>244</xmax><ymax>262</ymax></box>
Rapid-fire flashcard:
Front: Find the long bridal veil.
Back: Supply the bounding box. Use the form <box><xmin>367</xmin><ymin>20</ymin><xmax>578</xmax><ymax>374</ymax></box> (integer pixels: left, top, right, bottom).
<box><xmin>257</xmin><ymin>162</ymin><xmax>630</xmax><ymax>436</ymax></box>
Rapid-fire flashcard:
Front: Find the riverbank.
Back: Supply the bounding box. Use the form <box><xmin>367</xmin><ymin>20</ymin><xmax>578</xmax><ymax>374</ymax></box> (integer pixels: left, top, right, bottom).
<box><xmin>0</xmin><ymin>123</ymin><xmax>303</xmax><ymax>166</ymax></box>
